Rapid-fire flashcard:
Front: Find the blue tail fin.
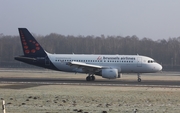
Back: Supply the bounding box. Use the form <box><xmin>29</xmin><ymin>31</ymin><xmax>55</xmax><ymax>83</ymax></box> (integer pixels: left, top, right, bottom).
<box><xmin>18</xmin><ymin>28</ymin><xmax>46</xmax><ymax>57</ymax></box>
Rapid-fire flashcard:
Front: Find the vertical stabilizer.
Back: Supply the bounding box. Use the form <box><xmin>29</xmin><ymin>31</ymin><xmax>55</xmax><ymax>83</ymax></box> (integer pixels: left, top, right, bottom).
<box><xmin>18</xmin><ymin>28</ymin><xmax>46</xmax><ymax>57</ymax></box>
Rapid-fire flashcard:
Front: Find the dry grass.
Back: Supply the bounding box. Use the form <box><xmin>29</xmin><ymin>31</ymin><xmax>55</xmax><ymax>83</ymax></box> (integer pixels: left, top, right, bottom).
<box><xmin>0</xmin><ymin>69</ymin><xmax>180</xmax><ymax>113</ymax></box>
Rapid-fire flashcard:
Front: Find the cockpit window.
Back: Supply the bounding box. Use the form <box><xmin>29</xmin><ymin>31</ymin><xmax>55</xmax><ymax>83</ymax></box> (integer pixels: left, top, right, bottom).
<box><xmin>148</xmin><ymin>60</ymin><xmax>156</xmax><ymax>63</ymax></box>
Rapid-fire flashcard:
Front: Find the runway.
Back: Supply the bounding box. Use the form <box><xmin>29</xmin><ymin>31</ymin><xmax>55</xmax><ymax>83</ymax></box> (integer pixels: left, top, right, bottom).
<box><xmin>1</xmin><ymin>77</ymin><xmax>180</xmax><ymax>88</ymax></box>
<box><xmin>0</xmin><ymin>69</ymin><xmax>180</xmax><ymax>88</ymax></box>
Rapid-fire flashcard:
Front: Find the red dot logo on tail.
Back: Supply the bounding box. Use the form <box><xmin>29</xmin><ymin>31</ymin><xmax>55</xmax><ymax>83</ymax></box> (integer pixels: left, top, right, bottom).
<box><xmin>23</xmin><ymin>42</ymin><xmax>27</xmax><ymax>45</ymax></box>
<box><xmin>25</xmin><ymin>50</ymin><xmax>30</xmax><ymax>54</ymax></box>
<box><xmin>20</xmin><ymin>30</ymin><xmax>41</xmax><ymax>54</ymax></box>
<box><xmin>36</xmin><ymin>47</ymin><xmax>40</xmax><ymax>50</ymax></box>
<box><xmin>31</xmin><ymin>49</ymin><xmax>36</xmax><ymax>53</ymax></box>
<box><xmin>27</xmin><ymin>40</ymin><xmax>41</xmax><ymax>53</ymax></box>
<box><xmin>35</xmin><ymin>43</ymin><xmax>39</xmax><ymax>46</ymax></box>
<box><xmin>24</xmin><ymin>46</ymin><xmax>28</xmax><ymax>49</ymax></box>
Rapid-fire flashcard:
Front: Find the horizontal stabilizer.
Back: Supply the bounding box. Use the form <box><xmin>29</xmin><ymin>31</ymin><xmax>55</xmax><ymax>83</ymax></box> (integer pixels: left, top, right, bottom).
<box><xmin>14</xmin><ymin>56</ymin><xmax>36</xmax><ymax>61</ymax></box>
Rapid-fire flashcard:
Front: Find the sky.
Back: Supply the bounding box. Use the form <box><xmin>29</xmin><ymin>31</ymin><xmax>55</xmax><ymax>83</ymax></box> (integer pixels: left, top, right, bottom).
<box><xmin>1</xmin><ymin>0</ymin><xmax>180</xmax><ymax>40</ymax></box>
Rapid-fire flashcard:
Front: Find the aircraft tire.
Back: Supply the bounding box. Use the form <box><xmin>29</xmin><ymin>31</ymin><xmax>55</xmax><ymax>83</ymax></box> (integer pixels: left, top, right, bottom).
<box><xmin>138</xmin><ymin>78</ymin><xmax>141</xmax><ymax>82</ymax></box>
<box><xmin>91</xmin><ymin>76</ymin><xmax>95</xmax><ymax>81</ymax></box>
<box><xmin>86</xmin><ymin>76</ymin><xmax>91</xmax><ymax>81</ymax></box>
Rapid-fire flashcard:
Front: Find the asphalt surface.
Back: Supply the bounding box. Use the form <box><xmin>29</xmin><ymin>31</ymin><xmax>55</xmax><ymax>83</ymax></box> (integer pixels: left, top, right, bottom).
<box><xmin>0</xmin><ymin>69</ymin><xmax>180</xmax><ymax>88</ymax></box>
<box><xmin>0</xmin><ymin>77</ymin><xmax>180</xmax><ymax>88</ymax></box>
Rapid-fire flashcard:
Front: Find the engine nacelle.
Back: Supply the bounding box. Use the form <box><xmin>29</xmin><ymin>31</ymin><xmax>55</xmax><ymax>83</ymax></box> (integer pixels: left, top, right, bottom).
<box><xmin>101</xmin><ymin>69</ymin><xmax>118</xmax><ymax>79</ymax></box>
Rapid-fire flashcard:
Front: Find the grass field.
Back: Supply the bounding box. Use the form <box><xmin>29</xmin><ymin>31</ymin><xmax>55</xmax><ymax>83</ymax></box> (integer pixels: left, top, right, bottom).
<box><xmin>0</xmin><ymin>69</ymin><xmax>180</xmax><ymax>113</ymax></box>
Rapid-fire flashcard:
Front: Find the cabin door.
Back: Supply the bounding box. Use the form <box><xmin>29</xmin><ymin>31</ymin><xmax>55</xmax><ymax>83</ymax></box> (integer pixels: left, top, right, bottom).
<box><xmin>137</xmin><ymin>57</ymin><xmax>142</xmax><ymax>67</ymax></box>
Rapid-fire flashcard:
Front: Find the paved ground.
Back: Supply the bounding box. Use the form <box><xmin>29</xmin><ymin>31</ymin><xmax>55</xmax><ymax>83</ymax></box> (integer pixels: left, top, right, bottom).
<box><xmin>0</xmin><ymin>70</ymin><xmax>180</xmax><ymax>88</ymax></box>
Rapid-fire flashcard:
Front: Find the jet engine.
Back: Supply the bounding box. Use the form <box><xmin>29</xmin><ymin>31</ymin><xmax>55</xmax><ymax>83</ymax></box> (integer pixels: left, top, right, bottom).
<box><xmin>100</xmin><ymin>69</ymin><xmax>118</xmax><ymax>79</ymax></box>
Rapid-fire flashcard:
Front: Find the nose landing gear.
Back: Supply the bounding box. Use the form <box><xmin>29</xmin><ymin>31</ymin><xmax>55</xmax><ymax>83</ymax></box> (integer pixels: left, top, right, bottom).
<box><xmin>137</xmin><ymin>73</ymin><xmax>141</xmax><ymax>82</ymax></box>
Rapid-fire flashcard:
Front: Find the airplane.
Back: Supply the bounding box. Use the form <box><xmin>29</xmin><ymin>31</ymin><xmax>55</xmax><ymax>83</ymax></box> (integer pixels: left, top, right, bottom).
<box><xmin>14</xmin><ymin>28</ymin><xmax>162</xmax><ymax>82</ymax></box>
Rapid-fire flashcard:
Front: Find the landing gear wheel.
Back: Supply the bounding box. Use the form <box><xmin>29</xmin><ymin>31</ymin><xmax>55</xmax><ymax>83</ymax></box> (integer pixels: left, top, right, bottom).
<box><xmin>86</xmin><ymin>76</ymin><xmax>91</xmax><ymax>81</ymax></box>
<box><xmin>91</xmin><ymin>75</ymin><xmax>95</xmax><ymax>81</ymax></box>
<box><xmin>86</xmin><ymin>74</ymin><xmax>95</xmax><ymax>81</ymax></box>
<box><xmin>138</xmin><ymin>78</ymin><xmax>141</xmax><ymax>82</ymax></box>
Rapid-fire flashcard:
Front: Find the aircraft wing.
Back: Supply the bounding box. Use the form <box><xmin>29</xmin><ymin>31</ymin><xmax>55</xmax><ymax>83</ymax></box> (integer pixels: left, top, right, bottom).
<box><xmin>66</xmin><ymin>61</ymin><xmax>105</xmax><ymax>73</ymax></box>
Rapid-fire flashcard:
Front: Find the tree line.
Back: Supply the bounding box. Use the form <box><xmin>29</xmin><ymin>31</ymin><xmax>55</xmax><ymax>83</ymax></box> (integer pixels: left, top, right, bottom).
<box><xmin>0</xmin><ymin>33</ymin><xmax>180</xmax><ymax>70</ymax></box>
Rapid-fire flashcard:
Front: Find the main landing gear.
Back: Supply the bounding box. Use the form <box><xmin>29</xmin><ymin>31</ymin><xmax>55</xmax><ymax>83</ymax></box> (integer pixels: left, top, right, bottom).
<box><xmin>137</xmin><ymin>73</ymin><xmax>141</xmax><ymax>82</ymax></box>
<box><xmin>86</xmin><ymin>74</ymin><xmax>95</xmax><ymax>81</ymax></box>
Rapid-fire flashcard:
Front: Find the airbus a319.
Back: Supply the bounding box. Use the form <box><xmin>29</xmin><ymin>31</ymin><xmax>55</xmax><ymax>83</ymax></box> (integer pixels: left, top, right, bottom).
<box><xmin>14</xmin><ymin>28</ymin><xmax>162</xmax><ymax>82</ymax></box>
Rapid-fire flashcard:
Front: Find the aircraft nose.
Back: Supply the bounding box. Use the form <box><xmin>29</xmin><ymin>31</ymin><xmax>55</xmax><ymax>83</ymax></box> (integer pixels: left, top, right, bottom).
<box><xmin>153</xmin><ymin>63</ymin><xmax>162</xmax><ymax>72</ymax></box>
<box><xmin>158</xmin><ymin>64</ymin><xmax>163</xmax><ymax>71</ymax></box>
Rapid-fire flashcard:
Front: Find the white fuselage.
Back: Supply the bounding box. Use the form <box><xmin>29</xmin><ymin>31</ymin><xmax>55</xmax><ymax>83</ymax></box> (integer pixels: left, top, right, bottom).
<box><xmin>47</xmin><ymin>53</ymin><xmax>162</xmax><ymax>73</ymax></box>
